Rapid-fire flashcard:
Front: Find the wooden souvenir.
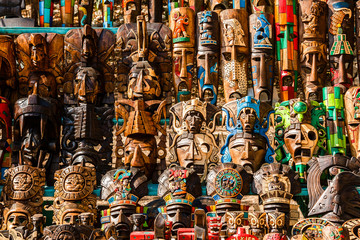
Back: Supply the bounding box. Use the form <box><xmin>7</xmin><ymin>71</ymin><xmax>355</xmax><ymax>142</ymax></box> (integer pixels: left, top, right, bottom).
<box><xmin>206</xmin><ymin>163</ymin><xmax>252</xmax><ymax>215</ymax></box>
<box><xmin>220</xmin><ymin>9</ymin><xmax>250</xmax><ymax>103</ymax></box>
<box><xmin>197</xmin><ymin>11</ymin><xmax>220</xmax><ymax>105</ymax></box>
<box><xmin>15</xmin><ymin>33</ymin><xmax>63</xmax><ymax>99</ymax></box>
<box><xmin>224</xmin><ymin>212</ymin><xmax>244</xmax><ymax>236</ymax></box>
<box><xmin>250</xmin><ymin>13</ymin><xmax>274</xmax><ymax>103</ymax></box>
<box><xmin>343</xmin><ymin>218</ymin><xmax>360</xmax><ymax>239</ymax></box>
<box><xmin>43</xmin><ymin>224</ymin><xmax>104</xmax><ymax>240</ymax></box>
<box><xmin>221</xmin><ymin>97</ymin><xmax>274</xmax><ymax>173</ymax></box>
<box><xmin>0</xmin><ymin>97</ymin><xmax>11</xmax><ymax>166</ymax></box>
<box><xmin>78</xmin><ymin>0</ymin><xmax>94</xmax><ymax>26</ymax></box>
<box><xmin>170</xmin><ymin>7</ymin><xmax>196</xmax><ymax>102</ymax></box>
<box><xmin>60</xmin><ymin>0</ymin><xmax>75</xmax><ymax>27</ymax></box>
<box><xmin>292</xmin><ymin>218</ymin><xmax>345</xmax><ymax>240</ymax></box>
<box><xmin>175</xmin><ymin>209</ymin><xmax>206</xmax><ymax>240</ymax></box>
<box><xmin>227</xmin><ymin>228</ymin><xmax>259</xmax><ymax>240</ymax></box>
<box><xmin>274</xmin><ymin>99</ymin><xmax>326</xmax><ymax>181</ymax></box>
<box><xmin>157</xmin><ymin>166</ymin><xmax>201</xmax><ymax>237</ymax></box>
<box><xmin>299</xmin><ymin>0</ymin><xmax>327</xmax><ymax>102</ymax></box>
<box><xmin>323</xmin><ymin>87</ymin><xmax>346</xmax><ymax>155</ymax></box>
<box><xmin>207</xmin><ymin>216</ymin><xmax>221</xmax><ymax>240</ymax></box>
<box><xmin>345</xmin><ymin>87</ymin><xmax>360</xmax><ymax>158</ymax></box>
<box><xmin>39</xmin><ymin>0</ymin><xmax>53</xmax><ymax>27</ymax></box>
<box><xmin>0</xmin><ymin>36</ymin><xmax>16</xmax><ymax>100</ymax></box>
<box><xmin>123</xmin><ymin>0</ymin><xmax>141</xmax><ymax>24</ymax></box>
<box><xmin>169</xmin><ymin>98</ymin><xmax>220</xmax><ymax>181</ymax></box>
<box><xmin>275</xmin><ymin>0</ymin><xmax>299</xmax><ymax>101</ymax></box>
<box><xmin>248</xmin><ymin>210</ymin><xmax>266</xmax><ymax>239</ymax></box>
<box><xmin>328</xmin><ymin>0</ymin><xmax>355</xmax><ymax>91</ymax></box>
<box><xmin>0</xmin><ymin>0</ymin><xmax>34</xmax><ymax>27</ymax></box>
<box><xmin>2</xmin><ymin>165</ymin><xmax>45</xmax><ymax>230</ymax></box>
<box><xmin>53</xmin><ymin>165</ymin><xmax>97</xmax><ymax>225</ymax></box>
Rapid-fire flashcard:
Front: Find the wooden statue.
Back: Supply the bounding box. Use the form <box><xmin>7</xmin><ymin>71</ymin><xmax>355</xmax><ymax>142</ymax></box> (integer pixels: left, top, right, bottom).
<box><xmin>328</xmin><ymin>0</ymin><xmax>355</xmax><ymax>91</ymax></box>
<box><xmin>0</xmin><ymin>0</ymin><xmax>34</xmax><ymax>27</ymax></box>
<box><xmin>53</xmin><ymin>165</ymin><xmax>97</xmax><ymax>225</ymax></box>
<box><xmin>206</xmin><ymin>163</ymin><xmax>252</xmax><ymax>216</ymax></box>
<box><xmin>170</xmin><ymin>7</ymin><xmax>196</xmax><ymax>102</ymax></box>
<box><xmin>123</xmin><ymin>0</ymin><xmax>141</xmax><ymax>24</ymax></box>
<box><xmin>248</xmin><ymin>210</ymin><xmax>266</xmax><ymax>239</ymax></box>
<box><xmin>0</xmin><ymin>36</ymin><xmax>16</xmax><ymax>101</ymax></box>
<box><xmin>220</xmin><ymin>9</ymin><xmax>250</xmax><ymax>103</ymax></box>
<box><xmin>274</xmin><ymin>99</ymin><xmax>326</xmax><ymax>181</ymax></box>
<box><xmin>250</xmin><ymin>12</ymin><xmax>274</xmax><ymax>103</ymax></box>
<box><xmin>60</xmin><ymin>0</ymin><xmax>75</xmax><ymax>27</ymax></box>
<box><xmin>15</xmin><ymin>33</ymin><xmax>63</xmax><ymax>99</ymax></box>
<box><xmin>221</xmin><ymin>97</ymin><xmax>274</xmax><ymax>173</ymax></box>
<box><xmin>323</xmin><ymin>87</ymin><xmax>346</xmax><ymax>155</ymax></box>
<box><xmin>169</xmin><ymin>98</ymin><xmax>220</xmax><ymax>181</ymax></box>
<box><xmin>197</xmin><ymin>11</ymin><xmax>220</xmax><ymax>105</ymax></box>
<box><xmin>176</xmin><ymin>209</ymin><xmax>207</xmax><ymax>240</ymax></box>
<box><xmin>275</xmin><ymin>0</ymin><xmax>299</xmax><ymax>101</ymax></box>
<box><xmin>299</xmin><ymin>0</ymin><xmax>328</xmax><ymax>102</ymax></box>
<box><xmin>0</xmin><ymin>97</ymin><xmax>11</xmax><ymax>167</ymax></box>
<box><xmin>344</xmin><ymin>87</ymin><xmax>360</xmax><ymax>158</ymax></box>
<box><xmin>291</xmin><ymin>218</ymin><xmax>345</xmax><ymax>240</ymax></box>
<box><xmin>100</xmin><ymin>168</ymin><xmax>148</xmax><ymax>239</ymax></box>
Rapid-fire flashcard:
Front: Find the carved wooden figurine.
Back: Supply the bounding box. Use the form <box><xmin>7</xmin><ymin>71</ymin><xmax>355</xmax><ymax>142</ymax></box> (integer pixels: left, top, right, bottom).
<box><xmin>170</xmin><ymin>7</ymin><xmax>196</xmax><ymax>102</ymax></box>
<box><xmin>344</xmin><ymin>87</ymin><xmax>360</xmax><ymax>158</ymax></box>
<box><xmin>0</xmin><ymin>97</ymin><xmax>11</xmax><ymax>167</ymax></box>
<box><xmin>299</xmin><ymin>0</ymin><xmax>327</xmax><ymax>102</ymax></box>
<box><xmin>169</xmin><ymin>98</ymin><xmax>220</xmax><ymax>181</ymax></box>
<box><xmin>328</xmin><ymin>0</ymin><xmax>355</xmax><ymax>90</ymax></box>
<box><xmin>220</xmin><ymin>9</ymin><xmax>250</xmax><ymax>103</ymax></box>
<box><xmin>0</xmin><ymin>36</ymin><xmax>16</xmax><ymax>101</ymax></box>
<box><xmin>197</xmin><ymin>11</ymin><xmax>220</xmax><ymax>105</ymax></box>
<box><xmin>250</xmin><ymin>12</ymin><xmax>274</xmax><ymax>103</ymax></box>
<box><xmin>275</xmin><ymin>0</ymin><xmax>299</xmax><ymax>101</ymax></box>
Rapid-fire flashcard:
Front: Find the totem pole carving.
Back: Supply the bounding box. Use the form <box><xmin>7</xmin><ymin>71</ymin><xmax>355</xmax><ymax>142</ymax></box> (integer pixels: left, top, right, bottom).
<box><xmin>169</xmin><ymin>98</ymin><xmax>220</xmax><ymax>181</ymax></box>
<box><xmin>274</xmin><ymin>98</ymin><xmax>326</xmax><ymax>181</ymax></box>
<box><xmin>197</xmin><ymin>11</ymin><xmax>220</xmax><ymax>105</ymax></box>
<box><xmin>248</xmin><ymin>210</ymin><xmax>267</xmax><ymax>239</ymax></box>
<box><xmin>220</xmin><ymin>9</ymin><xmax>250</xmax><ymax>103</ymax></box>
<box><xmin>344</xmin><ymin>87</ymin><xmax>360</xmax><ymax>158</ymax></box>
<box><xmin>170</xmin><ymin>7</ymin><xmax>196</xmax><ymax>102</ymax></box>
<box><xmin>299</xmin><ymin>0</ymin><xmax>327</xmax><ymax>102</ymax></box>
<box><xmin>275</xmin><ymin>0</ymin><xmax>299</xmax><ymax>101</ymax></box>
<box><xmin>328</xmin><ymin>0</ymin><xmax>355</xmax><ymax>91</ymax></box>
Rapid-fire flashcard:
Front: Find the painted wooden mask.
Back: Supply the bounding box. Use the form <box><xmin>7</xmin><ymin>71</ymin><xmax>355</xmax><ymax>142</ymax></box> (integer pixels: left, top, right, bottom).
<box><xmin>197</xmin><ymin>11</ymin><xmax>220</xmax><ymax>105</ymax></box>
<box><xmin>344</xmin><ymin>87</ymin><xmax>360</xmax><ymax>158</ymax></box>
<box><xmin>250</xmin><ymin>13</ymin><xmax>274</xmax><ymax>103</ymax></box>
<box><xmin>275</xmin><ymin>0</ymin><xmax>299</xmax><ymax>101</ymax></box>
<box><xmin>170</xmin><ymin>7</ymin><xmax>196</xmax><ymax>102</ymax></box>
<box><xmin>220</xmin><ymin>9</ymin><xmax>250</xmax><ymax>103</ymax></box>
<box><xmin>328</xmin><ymin>0</ymin><xmax>355</xmax><ymax>91</ymax></box>
<box><xmin>299</xmin><ymin>0</ymin><xmax>327</xmax><ymax>102</ymax></box>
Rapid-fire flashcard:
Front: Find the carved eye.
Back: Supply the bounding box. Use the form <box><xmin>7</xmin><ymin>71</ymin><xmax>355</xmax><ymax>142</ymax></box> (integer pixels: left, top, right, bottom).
<box><xmin>302</xmin><ymin>66</ymin><xmax>311</xmax><ymax>74</ymax></box>
<box><xmin>223</xmin><ymin>52</ymin><xmax>231</xmax><ymax>61</ymax></box>
<box><xmin>308</xmin><ymin>131</ymin><xmax>317</xmax><ymax>141</ymax></box>
<box><xmin>318</xmin><ymin>65</ymin><xmax>325</xmax><ymax>73</ymax></box>
<box><xmin>142</xmin><ymin>150</ymin><xmax>151</xmax><ymax>156</ymax></box>
<box><xmin>200</xmin><ymin>143</ymin><xmax>210</xmax><ymax>153</ymax></box>
<box><xmin>252</xmin><ymin>146</ymin><xmax>259</xmax><ymax>152</ymax></box>
<box><xmin>277</xmin><ymin>33</ymin><xmax>284</xmax><ymax>39</ymax></box>
<box><xmin>287</xmin><ymin>134</ymin><xmax>297</xmax><ymax>139</ymax></box>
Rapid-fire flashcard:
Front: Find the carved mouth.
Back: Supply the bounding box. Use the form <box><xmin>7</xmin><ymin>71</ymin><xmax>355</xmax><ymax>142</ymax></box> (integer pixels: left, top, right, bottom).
<box><xmin>294</xmin><ymin>148</ymin><xmax>311</xmax><ymax>158</ymax></box>
<box><xmin>244</xmin><ymin>125</ymin><xmax>251</xmax><ymax>131</ymax></box>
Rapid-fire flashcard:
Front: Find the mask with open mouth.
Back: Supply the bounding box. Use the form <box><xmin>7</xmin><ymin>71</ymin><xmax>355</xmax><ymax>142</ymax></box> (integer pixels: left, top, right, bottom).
<box><xmin>344</xmin><ymin>87</ymin><xmax>360</xmax><ymax>158</ymax></box>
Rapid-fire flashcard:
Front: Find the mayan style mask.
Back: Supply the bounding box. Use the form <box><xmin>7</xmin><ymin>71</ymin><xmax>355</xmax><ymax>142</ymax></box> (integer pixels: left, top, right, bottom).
<box><xmin>328</xmin><ymin>0</ymin><xmax>354</xmax><ymax>90</ymax></box>
<box><xmin>170</xmin><ymin>7</ymin><xmax>195</xmax><ymax>102</ymax></box>
<box><xmin>221</xmin><ymin>97</ymin><xmax>274</xmax><ymax>173</ymax></box>
<box><xmin>73</xmin><ymin>67</ymin><xmax>99</xmax><ymax>103</ymax></box>
<box><xmin>275</xmin><ymin>0</ymin><xmax>299</xmax><ymax>101</ymax></box>
<box><xmin>224</xmin><ymin>212</ymin><xmax>244</xmax><ymax>236</ymax></box>
<box><xmin>197</xmin><ymin>11</ymin><xmax>220</xmax><ymax>105</ymax></box>
<box><xmin>274</xmin><ymin>99</ymin><xmax>326</xmax><ymax>180</ymax></box>
<box><xmin>220</xmin><ymin>9</ymin><xmax>249</xmax><ymax>103</ymax></box>
<box><xmin>169</xmin><ymin>99</ymin><xmax>219</xmax><ymax>181</ymax></box>
<box><xmin>123</xmin><ymin>0</ymin><xmax>141</xmax><ymax>23</ymax></box>
<box><xmin>266</xmin><ymin>211</ymin><xmax>286</xmax><ymax>233</ymax></box>
<box><xmin>344</xmin><ymin>87</ymin><xmax>360</xmax><ymax>158</ymax></box>
<box><xmin>250</xmin><ymin>13</ymin><xmax>274</xmax><ymax>103</ymax></box>
<box><xmin>299</xmin><ymin>0</ymin><xmax>327</xmax><ymax>102</ymax></box>
<box><xmin>208</xmin><ymin>217</ymin><xmax>222</xmax><ymax>240</ymax></box>
<box><xmin>248</xmin><ymin>211</ymin><xmax>266</xmax><ymax>238</ymax></box>
<box><xmin>292</xmin><ymin>218</ymin><xmax>344</xmax><ymax>240</ymax></box>
<box><xmin>323</xmin><ymin>87</ymin><xmax>346</xmax><ymax>155</ymax></box>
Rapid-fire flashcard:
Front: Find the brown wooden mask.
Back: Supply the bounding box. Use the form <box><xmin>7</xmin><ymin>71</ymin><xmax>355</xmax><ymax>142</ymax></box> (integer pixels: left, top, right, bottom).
<box><xmin>197</xmin><ymin>11</ymin><xmax>220</xmax><ymax>105</ymax></box>
<box><xmin>0</xmin><ymin>36</ymin><xmax>16</xmax><ymax>99</ymax></box>
<box><xmin>220</xmin><ymin>9</ymin><xmax>250</xmax><ymax>103</ymax></box>
<box><xmin>344</xmin><ymin>87</ymin><xmax>360</xmax><ymax>158</ymax></box>
<box><xmin>248</xmin><ymin>210</ymin><xmax>266</xmax><ymax>238</ymax></box>
<box><xmin>250</xmin><ymin>13</ymin><xmax>274</xmax><ymax>103</ymax></box>
<box><xmin>170</xmin><ymin>7</ymin><xmax>196</xmax><ymax>102</ymax></box>
<box><xmin>328</xmin><ymin>0</ymin><xmax>355</xmax><ymax>91</ymax></box>
<box><xmin>299</xmin><ymin>0</ymin><xmax>327</xmax><ymax>102</ymax></box>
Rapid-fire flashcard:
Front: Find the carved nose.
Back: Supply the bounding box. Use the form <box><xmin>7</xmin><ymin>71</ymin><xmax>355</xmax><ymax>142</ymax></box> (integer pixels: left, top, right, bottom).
<box><xmin>310</xmin><ymin>54</ymin><xmax>318</xmax><ymax>83</ymax></box>
<box><xmin>240</xmin><ymin>142</ymin><xmax>254</xmax><ymax>160</ymax></box>
<box><xmin>131</xmin><ymin>145</ymin><xmax>145</xmax><ymax>168</ymax></box>
<box><xmin>180</xmin><ymin>50</ymin><xmax>188</xmax><ymax>78</ymax></box>
<box><xmin>134</xmin><ymin>70</ymin><xmax>144</xmax><ymax>94</ymax></box>
<box><xmin>79</xmin><ymin>78</ymin><xmax>86</xmax><ymax>96</ymax></box>
<box><xmin>337</xmin><ymin>55</ymin><xmax>346</xmax><ymax>85</ymax></box>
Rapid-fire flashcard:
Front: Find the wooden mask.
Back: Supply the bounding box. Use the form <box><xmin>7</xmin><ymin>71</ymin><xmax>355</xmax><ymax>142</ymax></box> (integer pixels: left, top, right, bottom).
<box><xmin>275</xmin><ymin>0</ymin><xmax>299</xmax><ymax>101</ymax></box>
<box><xmin>344</xmin><ymin>87</ymin><xmax>360</xmax><ymax>158</ymax></box>
<box><xmin>0</xmin><ymin>36</ymin><xmax>16</xmax><ymax>99</ymax></box>
<box><xmin>248</xmin><ymin>211</ymin><xmax>266</xmax><ymax>238</ymax></box>
<box><xmin>170</xmin><ymin>7</ymin><xmax>196</xmax><ymax>102</ymax></box>
<box><xmin>292</xmin><ymin>218</ymin><xmax>344</xmax><ymax>240</ymax></box>
<box><xmin>323</xmin><ymin>87</ymin><xmax>346</xmax><ymax>155</ymax></box>
<box><xmin>220</xmin><ymin>9</ymin><xmax>250</xmax><ymax>103</ymax></box>
<box><xmin>250</xmin><ymin>13</ymin><xmax>274</xmax><ymax>103</ymax></box>
<box><xmin>197</xmin><ymin>11</ymin><xmax>220</xmax><ymax>105</ymax></box>
<box><xmin>0</xmin><ymin>97</ymin><xmax>11</xmax><ymax>163</ymax></box>
<box><xmin>224</xmin><ymin>211</ymin><xmax>244</xmax><ymax>236</ymax></box>
<box><xmin>343</xmin><ymin>219</ymin><xmax>360</xmax><ymax>239</ymax></box>
<box><xmin>207</xmin><ymin>216</ymin><xmax>222</xmax><ymax>240</ymax></box>
<box><xmin>328</xmin><ymin>0</ymin><xmax>355</xmax><ymax>91</ymax></box>
<box><xmin>299</xmin><ymin>0</ymin><xmax>328</xmax><ymax>102</ymax></box>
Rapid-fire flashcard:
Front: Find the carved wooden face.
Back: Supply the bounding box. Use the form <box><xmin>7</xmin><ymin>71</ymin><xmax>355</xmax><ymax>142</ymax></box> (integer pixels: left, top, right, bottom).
<box><xmin>173</xmin><ymin>47</ymin><xmax>194</xmax><ymax>102</ymax></box>
<box><xmin>328</xmin><ymin>0</ymin><xmax>355</xmax><ymax>90</ymax></box>
<box><xmin>183</xmin><ymin>111</ymin><xmax>205</xmax><ymax>134</ymax></box>
<box><xmin>197</xmin><ymin>51</ymin><xmax>219</xmax><ymax>105</ymax></box>
<box><xmin>21</xmin><ymin>126</ymin><xmax>42</xmax><ymax>165</ymax></box>
<box><xmin>224</xmin><ymin>212</ymin><xmax>243</xmax><ymax>235</ymax></box>
<box><xmin>62</xmin><ymin>212</ymin><xmax>82</xmax><ymax>225</ymax></box>
<box><xmin>73</xmin><ymin>68</ymin><xmax>99</xmax><ymax>103</ymax></box>
<box><xmin>7</xmin><ymin>212</ymin><xmax>29</xmax><ymax>230</ymax></box>
<box><xmin>30</xmin><ymin>42</ymin><xmax>47</xmax><ymax>70</ymax></box>
<box><xmin>128</xmin><ymin>61</ymin><xmax>161</xmax><ymax>100</ymax></box>
<box><xmin>124</xmin><ymin>135</ymin><xmax>157</xmax><ymax>179</ymax></box>
<box><xmin>345</xmin><ymin>87</ymin><xmax>360</xmax><ymax>158</ymax></box>
<box><xmin>166</xmin><ymin>204</ymin><xmax>193</xmax><ymax>235</ymax></box>
<box><xmin>239</xmin><ymin>107</ymin><xmax>257</xmax><ymax>133</ymax></box>
<box><xmin>267</xmin><ymin>212</ymin><xmax>286</xmax><ymax>232</ymax></box>
<box><xmin>249</xmin><ymin>212</ymin><xmax>266</xmax><ymax>230</ymax></box>
<box><xmin>81</xmin><ymin>36</ymin><xmax>96</xmax><ymax>63</ymax></box>
<box><xmin>220</xmin><ymin>9</ymin><xmax>249</xmax><ymax>103</ymax></box>
<box><xmin>275</xmin><ymin>0</ymin><xmax>299</xmax><ymax>101</ymax></box>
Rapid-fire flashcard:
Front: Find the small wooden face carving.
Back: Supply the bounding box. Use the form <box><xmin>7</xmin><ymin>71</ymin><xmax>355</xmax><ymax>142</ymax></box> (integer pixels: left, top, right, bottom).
<box><xmin>344</xmin><ymin>87</ymin><xmax>360</xmax><ymax>158</ymax></box>
<box><xmin>275</xmin><ymin>0</ymin><xmax>299</xmax><ymax>101</ymax></box>
<box><xmin>328</xmin><ymin>0</ymin><xmax>355</xmax><ymax>91</ymax></box>
<box><xmin>267</xmin><ymin>211</ymin><xmax>286</xmax><ymax>232</ymax></box>
<box><xmin>250</xmin><ymin>13</ymin><xmax>274</xmax><ymax>103</ymax></box>
<box><xmin>197</xmin><ymin>11</ymin><xmax>220</xmax><ymax>105</ymax></box>
<box><xmin>73</xmin><ymin>67</ymin><xmax>99</xmax><ymax>103</ymax></box>
<box><xmin>249</xmin><ymin>211</ymin><xmax>266</xmax><ymax>236</ymax></box>
<box><xmin>220</xmin><ymin>9</ymin><xmax>249</xmax><ymax>103</ymax></box>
